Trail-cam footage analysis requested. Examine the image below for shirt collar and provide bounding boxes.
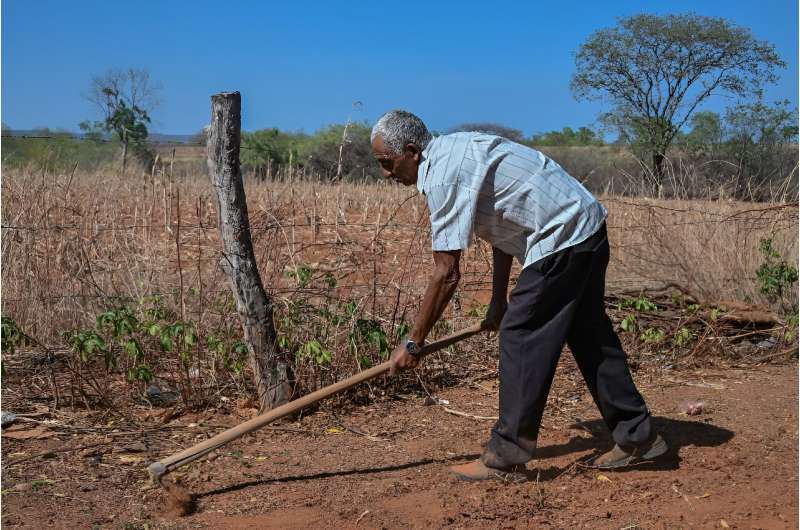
[416,137,436,194]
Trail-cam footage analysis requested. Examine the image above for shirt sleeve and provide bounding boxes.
[426,183,477,251]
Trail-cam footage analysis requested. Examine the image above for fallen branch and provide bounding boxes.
[440,406,498,421]
[4,442,109,467]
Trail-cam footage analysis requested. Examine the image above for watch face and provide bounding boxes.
[406,340,418,354]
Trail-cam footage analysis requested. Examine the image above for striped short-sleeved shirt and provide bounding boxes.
[417,132,608,269]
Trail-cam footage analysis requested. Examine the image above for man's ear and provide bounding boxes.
[405,143,421,162]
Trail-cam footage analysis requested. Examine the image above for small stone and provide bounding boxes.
[117,441,147,453]
[680,400,706,416]
[1,411,17,428]
[755,336,778,349]
[13,483,29,492]
[80,484,97,492]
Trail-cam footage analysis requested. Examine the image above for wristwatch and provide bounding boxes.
[405,337,424,357]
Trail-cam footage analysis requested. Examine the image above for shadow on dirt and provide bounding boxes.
[537,416,735,472]
[201,453,482,498]
[198,416,733,499]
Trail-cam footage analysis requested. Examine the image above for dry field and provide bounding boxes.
[2,166,796,338]
[1,165,798,528]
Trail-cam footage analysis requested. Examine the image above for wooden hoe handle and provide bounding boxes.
[148,321,487,482]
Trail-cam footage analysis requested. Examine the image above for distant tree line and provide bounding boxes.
[3,13,795,200]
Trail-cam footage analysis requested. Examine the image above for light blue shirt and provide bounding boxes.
[417,132,607,269]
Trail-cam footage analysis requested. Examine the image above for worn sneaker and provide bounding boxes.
[449,459,528,483]
[591,433,668,469]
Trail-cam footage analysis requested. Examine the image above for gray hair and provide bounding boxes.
[371,110,432,155]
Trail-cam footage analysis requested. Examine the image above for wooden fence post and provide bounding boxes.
[206,91,291,411]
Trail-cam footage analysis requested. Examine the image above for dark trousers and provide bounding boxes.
[483,224,652,468]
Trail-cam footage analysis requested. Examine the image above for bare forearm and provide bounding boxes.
[491,247,513,302]
[408,250,461,344]
[410,271,459,343]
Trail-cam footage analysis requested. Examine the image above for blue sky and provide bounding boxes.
[2,0,797,136]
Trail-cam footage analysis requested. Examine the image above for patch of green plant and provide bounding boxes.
[358,355,373,369]
[784,311,799,341]
[639,327,665,344]
[2,317,32,377]
[30,478,52,491]
[709,307,724,321]
[206,334,248,375]
[286,264,314,288]
[619,314,637,332]
[352,319,390,359]
[672,327,694,348]
[618,295,658,312]
[297,340,332,365]
[1,317,33,355]
[395,320,411,341]
[467,303,489,318]
[65,329,111,365]
[340,300,359,318]
[322,272,337,289]
[62,295,235,394]
[756,237,798,310]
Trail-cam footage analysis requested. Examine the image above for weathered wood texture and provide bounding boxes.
[206,91,291,411]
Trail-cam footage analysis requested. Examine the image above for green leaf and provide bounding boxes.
[125,339,143,360]
[184,332,197,347]
[358,355,373,369]
[159,333,173,352]
[620,314,637,332]
[673,327,694,348]
[639,327,665,344]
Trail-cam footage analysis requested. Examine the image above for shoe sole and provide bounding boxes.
[592,436,669,470]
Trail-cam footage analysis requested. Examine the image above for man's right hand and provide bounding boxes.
[389,342,419,376]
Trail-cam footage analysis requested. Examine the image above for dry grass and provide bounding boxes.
[1,165,797,407]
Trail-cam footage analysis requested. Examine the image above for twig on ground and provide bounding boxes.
[355,509,370,525]
[440,406,498,421]
[4,442,110,467]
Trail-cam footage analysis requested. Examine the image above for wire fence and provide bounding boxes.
[1,161,797,412]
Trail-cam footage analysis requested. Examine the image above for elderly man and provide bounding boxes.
[371,110,666,481]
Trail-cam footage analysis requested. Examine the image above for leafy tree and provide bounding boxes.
[82,68,161,166]
[531,126,604,146]
[299,122,373,181]
[241,123,374,181]
[687,111,724,145]
[724,98,798,198]
[571,13,785,188]
[449,122,525,143]
[242,128,305,172]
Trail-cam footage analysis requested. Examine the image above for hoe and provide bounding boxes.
[147,322,487,514]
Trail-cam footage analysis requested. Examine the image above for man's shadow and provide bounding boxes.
[535,416,734,472]
[196,416,733,501]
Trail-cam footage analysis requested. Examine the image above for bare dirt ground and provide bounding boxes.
[2,355,797,529]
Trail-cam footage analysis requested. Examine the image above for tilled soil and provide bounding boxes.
[2,359,797,529]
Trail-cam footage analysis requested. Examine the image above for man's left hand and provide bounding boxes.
[483,299,508,331]
[389,342,419,376]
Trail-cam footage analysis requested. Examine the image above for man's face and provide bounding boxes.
[372,135,420,186]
